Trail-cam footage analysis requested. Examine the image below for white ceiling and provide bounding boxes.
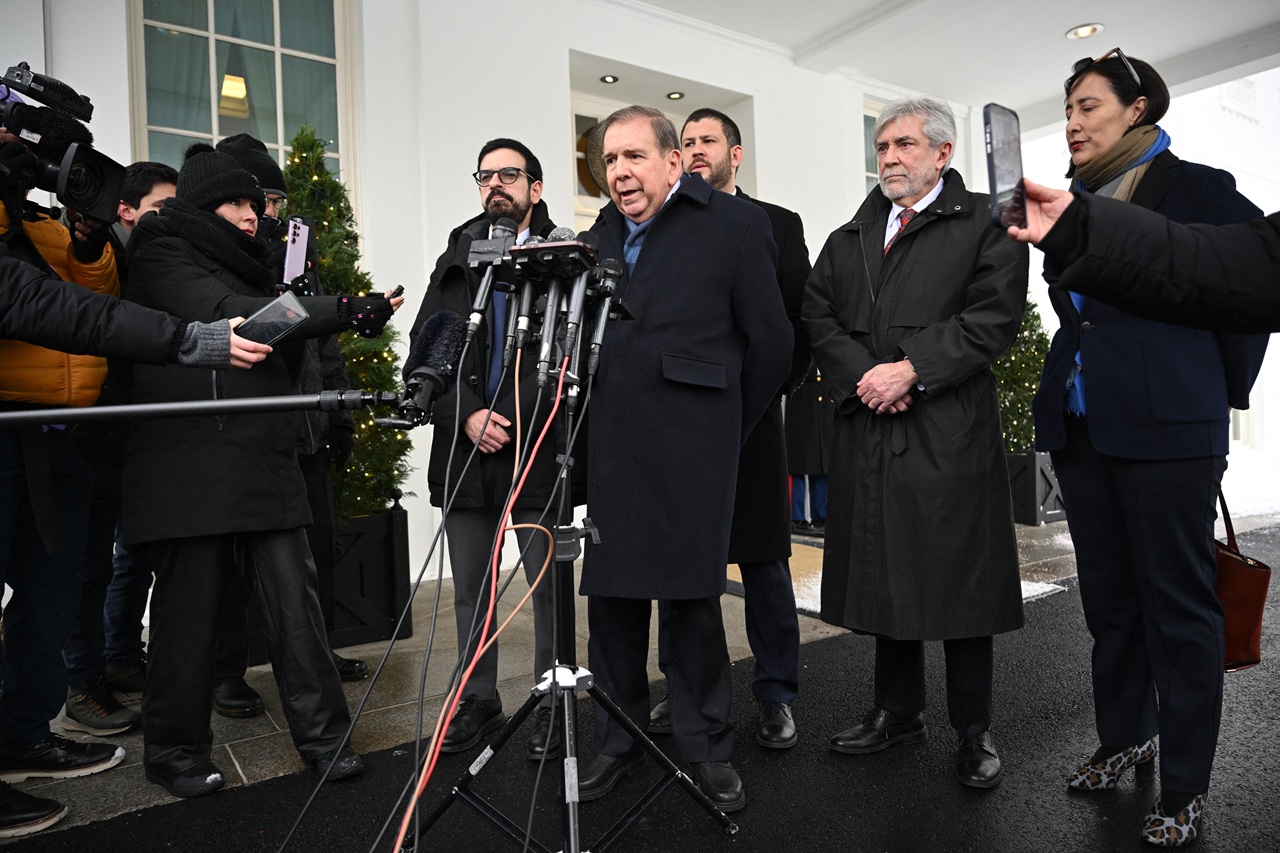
[580,0,1280,133]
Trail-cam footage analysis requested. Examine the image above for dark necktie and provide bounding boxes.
[884,208,916,255]
[486,291,507,401]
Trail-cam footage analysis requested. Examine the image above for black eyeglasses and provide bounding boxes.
[1089,47,1144,96]
[472,167,531,186]
[265,194,287,212]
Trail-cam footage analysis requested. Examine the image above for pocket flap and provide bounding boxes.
[661,353,728,389]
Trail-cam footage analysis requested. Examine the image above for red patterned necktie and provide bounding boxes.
[884,208,916,255]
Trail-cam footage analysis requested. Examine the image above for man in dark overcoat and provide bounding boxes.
[578,106,792,813]
[803,97,1028,789]
[643,107,808,750]
[407,139,564,761]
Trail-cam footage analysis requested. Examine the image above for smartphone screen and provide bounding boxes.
[984,103,1026,229]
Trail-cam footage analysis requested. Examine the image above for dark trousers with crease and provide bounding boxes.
[589,595,734,763]
[1052,417,1226,793]
[143,528,350,775]
[656,559,800,705]
[874,635,993,737]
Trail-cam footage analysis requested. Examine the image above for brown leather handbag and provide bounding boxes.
[1215,492,1271,672]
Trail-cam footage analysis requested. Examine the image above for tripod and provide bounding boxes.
[413,382,737,853]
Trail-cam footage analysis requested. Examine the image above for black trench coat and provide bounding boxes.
[582,175,793,600]
[803,172,1028,640]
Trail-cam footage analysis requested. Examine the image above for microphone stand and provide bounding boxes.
[412,262,734,853]
[0,389,403,426]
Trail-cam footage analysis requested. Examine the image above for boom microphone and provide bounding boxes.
[391,310,467,426]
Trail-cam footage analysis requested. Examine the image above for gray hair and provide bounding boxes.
[597,104,681,156]
[873,97,957,173]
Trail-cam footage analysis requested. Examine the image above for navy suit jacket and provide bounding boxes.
[1034,151,1268,459]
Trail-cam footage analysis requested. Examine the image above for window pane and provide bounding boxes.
[281,0,336,58]
[143,0,207,29]
[867,175,880,196]
[863,114,876,175]
[145,26,211,134]
[282,55,339,154]
[149,130,209,169]
[216,41,278,144]
[215,0,274,46]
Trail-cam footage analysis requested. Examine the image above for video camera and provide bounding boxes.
[0,61,125,222]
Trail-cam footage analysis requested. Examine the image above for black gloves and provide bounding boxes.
[338,294,394,338]
[68,212,111,264]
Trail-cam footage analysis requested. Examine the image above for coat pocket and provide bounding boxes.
[661,353,728,389]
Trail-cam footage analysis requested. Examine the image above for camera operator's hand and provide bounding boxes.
[0,139,35,179]
[67,210,111,263]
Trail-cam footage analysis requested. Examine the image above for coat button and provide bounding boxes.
[1081,322,1094,331]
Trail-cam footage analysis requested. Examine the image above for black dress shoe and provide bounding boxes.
[829,706,927,754]
[527,706,563,761]
[0,781,66,837]
[648,696,672,735]
[144,760,226,798]
[213,679,265,719]
[809,518,826,536]
[439,694,505,753]
[312,745,364,782]
[690,761,746,813]
[955,730,1003,788]
[756,702,797,749]
[332,653,370,682]
[791,520,813,535]
[578,750,644,801]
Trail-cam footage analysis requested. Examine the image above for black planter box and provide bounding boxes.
[1007,451,1066,526]
[246,508,412,664]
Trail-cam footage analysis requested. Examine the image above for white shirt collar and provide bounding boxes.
[884,175,945,248]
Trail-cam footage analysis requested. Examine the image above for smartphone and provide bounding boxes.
[983,103,1027,229]
[234,290,309,345]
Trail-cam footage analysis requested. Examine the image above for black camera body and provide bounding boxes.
[0,62,125,223]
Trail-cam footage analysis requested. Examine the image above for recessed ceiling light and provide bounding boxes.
[1066,23,1104,40]
[666,91,684,100]
[600,75,619,84]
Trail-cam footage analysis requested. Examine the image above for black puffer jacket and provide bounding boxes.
[119,203,354,545]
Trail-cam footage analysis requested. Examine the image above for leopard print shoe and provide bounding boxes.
[1067,737,1158,790]
[1141,794,1205,847]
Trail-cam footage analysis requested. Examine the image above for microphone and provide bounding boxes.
[465,217,517,344]
[511,235,545,360]
[587,258,624,379]
[387,310,467,427]
[533,227,578,387]
[563,230,600,361]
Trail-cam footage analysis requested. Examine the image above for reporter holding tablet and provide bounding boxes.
[121,150,401,798]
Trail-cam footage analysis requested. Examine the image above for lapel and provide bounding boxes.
[1128,149,1178,213]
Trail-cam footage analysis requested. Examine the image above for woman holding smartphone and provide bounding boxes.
[1033,50,1267,846]
[121,150,401,797]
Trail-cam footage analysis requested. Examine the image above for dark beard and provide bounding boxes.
[485,190,530,227]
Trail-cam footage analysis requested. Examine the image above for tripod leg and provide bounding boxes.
[585,684,737,832]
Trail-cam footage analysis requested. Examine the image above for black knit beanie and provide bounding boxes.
[176,150,266,213]
[216,133,286,196]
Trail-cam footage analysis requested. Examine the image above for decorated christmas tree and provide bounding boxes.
[282,125,413,519]
[993,301,1051,453]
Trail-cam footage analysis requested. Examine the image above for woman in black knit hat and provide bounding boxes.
[120,150,402,797]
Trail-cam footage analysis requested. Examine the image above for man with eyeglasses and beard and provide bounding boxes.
[408,138,563,761]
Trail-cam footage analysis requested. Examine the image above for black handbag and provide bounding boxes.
[1215,492,1271,672]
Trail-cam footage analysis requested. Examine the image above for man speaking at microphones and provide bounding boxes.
[407,138,563,761]
[578,106,792,813]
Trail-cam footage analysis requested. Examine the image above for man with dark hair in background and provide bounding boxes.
[62,160,178,739]
[643,107,808,751]
[408,138,564,760]
[578,105,791,813]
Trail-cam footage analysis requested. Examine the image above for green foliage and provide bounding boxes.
[283,125,413,519]
[993,301,1050,454]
